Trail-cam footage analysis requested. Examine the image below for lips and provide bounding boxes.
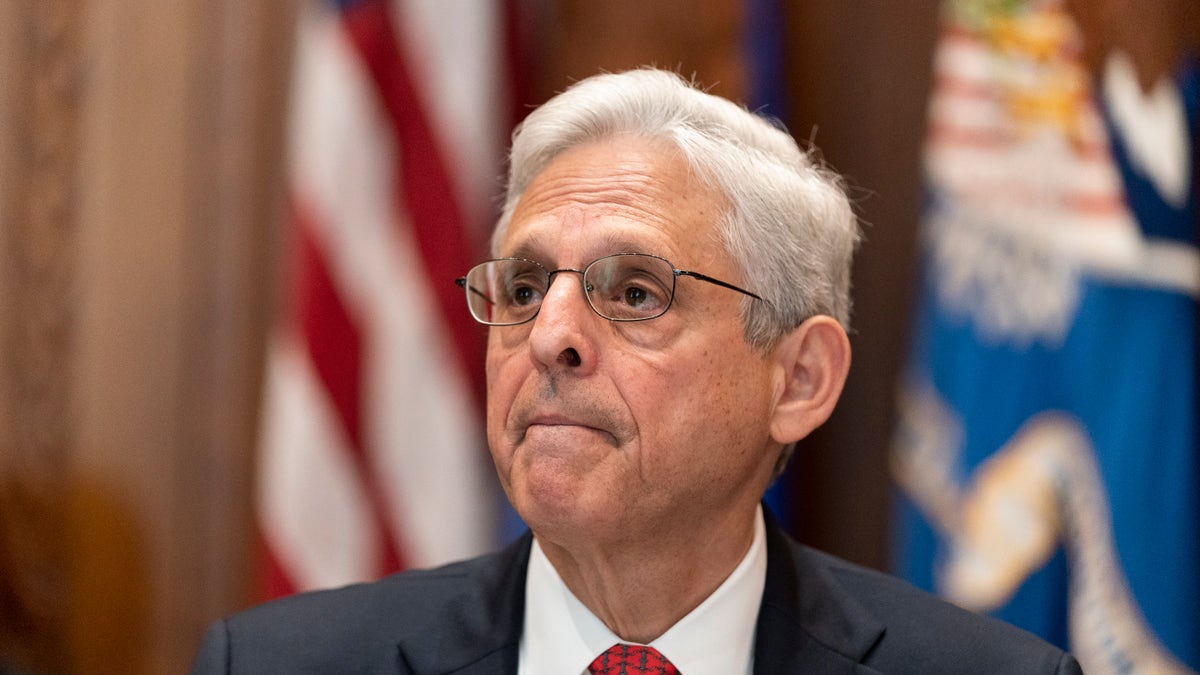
[528,413,599,429]
[511,404,622,446]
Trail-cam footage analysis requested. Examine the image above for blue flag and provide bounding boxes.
[892,3,1198,673]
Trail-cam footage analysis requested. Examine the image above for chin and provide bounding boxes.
[514,471,580,522]
[514,475,619,541]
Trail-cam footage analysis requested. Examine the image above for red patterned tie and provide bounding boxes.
[587,643,681,675]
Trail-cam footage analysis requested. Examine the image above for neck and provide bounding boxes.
[535,502,760,644]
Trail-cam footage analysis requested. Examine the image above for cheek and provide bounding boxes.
[637,344,772,450]
[621,349,712,437]
[485,325,534,398]
[484,343,521,453]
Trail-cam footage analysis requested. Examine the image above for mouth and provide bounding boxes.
[517,411,620,447]
[529,413,597,428]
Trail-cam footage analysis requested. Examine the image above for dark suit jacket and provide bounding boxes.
[192,513,1082,674]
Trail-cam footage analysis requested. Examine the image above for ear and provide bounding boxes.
[768,315,851,445]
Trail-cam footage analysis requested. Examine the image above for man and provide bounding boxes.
[192,69,1082,674]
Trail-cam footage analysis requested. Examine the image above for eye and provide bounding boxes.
[590,258,676,319]
[622,285,652,308]
[506,274,545,307]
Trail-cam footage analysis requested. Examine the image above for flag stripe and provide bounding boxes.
[292,206,364,452]
[292,202,407,574]
[341,0,485,403]
[258,330,380,590]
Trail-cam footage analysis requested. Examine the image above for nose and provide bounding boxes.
[527,270,597,373]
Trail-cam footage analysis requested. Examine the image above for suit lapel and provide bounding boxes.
[392,533,531,675]
[387,515,888,673]
[754,509,886,674]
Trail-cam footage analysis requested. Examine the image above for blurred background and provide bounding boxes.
[0,0,1195,673]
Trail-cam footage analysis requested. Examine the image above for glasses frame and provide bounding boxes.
[454,252,763,326]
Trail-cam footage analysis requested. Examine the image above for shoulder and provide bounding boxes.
[799,544,1081,674]
[229,541,526,632]
[191,536,531,674]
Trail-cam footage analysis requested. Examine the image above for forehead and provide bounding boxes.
[499,137,729,266]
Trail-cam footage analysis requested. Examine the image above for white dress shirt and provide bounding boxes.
[517,506,768,675]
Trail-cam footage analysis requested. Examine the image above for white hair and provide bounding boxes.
[494,68,860,351]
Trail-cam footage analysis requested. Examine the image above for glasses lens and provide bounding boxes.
[585,254,676,321]
[464,259,547,325]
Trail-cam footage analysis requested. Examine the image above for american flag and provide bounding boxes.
[255,0,513,597]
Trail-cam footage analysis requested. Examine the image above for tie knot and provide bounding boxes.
[587,643,680,675]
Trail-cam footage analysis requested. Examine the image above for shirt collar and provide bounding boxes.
[518,506,768,675]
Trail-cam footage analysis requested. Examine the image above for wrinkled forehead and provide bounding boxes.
[494,137,733,270]
[495,134,731,236]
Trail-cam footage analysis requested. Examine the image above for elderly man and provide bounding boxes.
[192,69,1081,674]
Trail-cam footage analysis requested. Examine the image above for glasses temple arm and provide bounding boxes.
[455,277,496,306]
[675,270,763,301]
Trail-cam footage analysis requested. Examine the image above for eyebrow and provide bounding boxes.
[500,241,545,262]
[502,233,673,266]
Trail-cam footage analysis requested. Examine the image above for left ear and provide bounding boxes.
[767,315,851,445]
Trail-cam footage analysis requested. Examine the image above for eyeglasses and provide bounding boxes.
[455,253,762,326]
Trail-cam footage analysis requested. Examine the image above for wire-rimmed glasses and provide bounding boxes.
[454,253,762,326]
